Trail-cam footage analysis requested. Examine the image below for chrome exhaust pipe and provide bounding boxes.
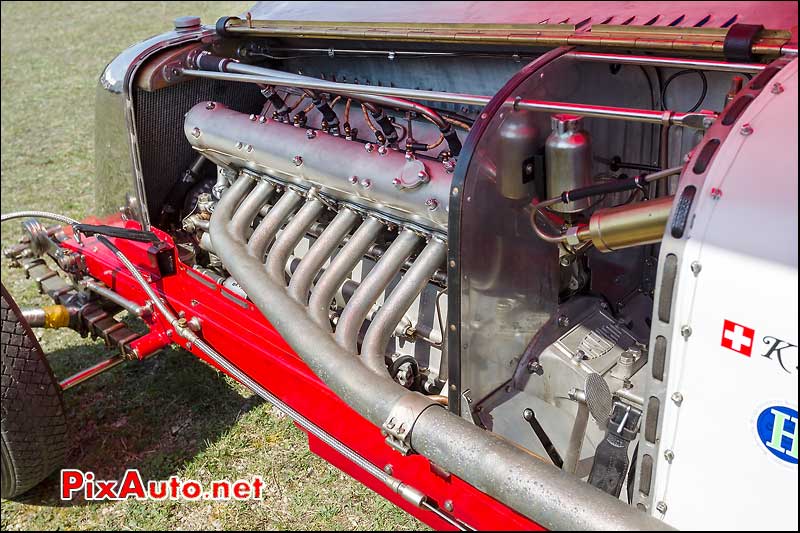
[360,237,446,376]
[288,207,359,304]
[308,216,384,330]
[265,194,325,284]
[247,187,302,261]
[209,176,672,531]
[334,228,420,353]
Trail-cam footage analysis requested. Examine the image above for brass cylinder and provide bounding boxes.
[577,196,674,252]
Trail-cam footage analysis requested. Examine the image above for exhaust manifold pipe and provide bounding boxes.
[208,174,671,531]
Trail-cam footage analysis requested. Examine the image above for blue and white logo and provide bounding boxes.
[756,405,798,465]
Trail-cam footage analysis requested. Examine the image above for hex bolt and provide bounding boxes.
[258,115,268,124]
[348,175,359,185]
[557,315,570,328]
[306,129,316,139]
[235,141,243,150]
[377,145,388,155]
[739,123,754,136]
[656,501,668,514]
[417,170,429,183]
[292,155,303,166]
[249,114,257,121]
[383,464,393,475]
[664,449,675,463]
[710,187,723,200]
[405,152,415,161]
[245,144,254,153]
[443,500,454,512]
[680,325,692,339]
[425,198,439,211]
[205,102,216,110]
[527,360,542,374]
[671,392,684,405]
[364,143,374,153]
[690,261,702,275]
[771,82,784,94]
[361,178,372,189]
[191,127,201,138]
[392,177,403,188]
[443,159,456,173]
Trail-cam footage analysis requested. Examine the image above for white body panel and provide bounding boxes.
[654,60,798,530]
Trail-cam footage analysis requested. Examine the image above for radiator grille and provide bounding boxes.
[134,79,263,217]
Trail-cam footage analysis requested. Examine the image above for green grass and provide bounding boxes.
[1,2,422,530]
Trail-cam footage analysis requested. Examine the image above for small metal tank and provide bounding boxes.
[496,110,539,203]
[545,114,592,213]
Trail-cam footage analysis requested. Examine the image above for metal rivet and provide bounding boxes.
[449,384,457,392]
[664,450,675,463]
[361,178,372,189]
[205,102,216,110]
[293,155,303,166]
[739,123,754,136]
[425,198,439,211]
[671,392,684,405]
[259,115,268,124]
[191,127,201,138]
[377,145,388,155]
[306,129,316,139]
[680,325,692,338]
[246,144,254,153]
[235,141,243,150]
[656,501,668,514]
[452,187,459,195]
[690,261,702,275]
[384,464,393,475]
[364,143,374,153]
[557,315,570,328]
[249,114,257,121]
[771,82,784,94]
[449,324,456,332]
[449,260,456,268]
[444,500,454,512]
[348,175,359,185]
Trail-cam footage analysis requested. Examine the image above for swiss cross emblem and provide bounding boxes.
[721,319,755,356]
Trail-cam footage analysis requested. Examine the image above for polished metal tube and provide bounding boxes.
[567,51,766,73]
[223,63,448,130]
[82,280,150,317]
[207,180,672,530]
[360,237,446,376]
[183,68,712,128]
[246,187,302,261]
[230,180,275,237]
[308,216,384,330]
[265,197,325,284]
[60,355,126,390]
[288,207,359,304]
[335,229,421,353]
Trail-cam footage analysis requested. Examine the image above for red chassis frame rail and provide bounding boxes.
[57,217,541,531]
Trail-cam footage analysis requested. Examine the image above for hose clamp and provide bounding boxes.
[381,393,441,455]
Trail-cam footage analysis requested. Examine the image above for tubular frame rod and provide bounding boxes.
[82,279,150,317]
[567,51,766,73]
[182,68,712,127]
[60,355,126,390]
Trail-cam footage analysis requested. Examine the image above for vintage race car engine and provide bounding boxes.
[2,2,797,530]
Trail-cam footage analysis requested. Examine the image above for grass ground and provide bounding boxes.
[1,2,422,530]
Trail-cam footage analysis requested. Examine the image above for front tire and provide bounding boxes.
[1,284,68,499]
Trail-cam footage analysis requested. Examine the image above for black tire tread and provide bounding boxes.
[1,284,68,499]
